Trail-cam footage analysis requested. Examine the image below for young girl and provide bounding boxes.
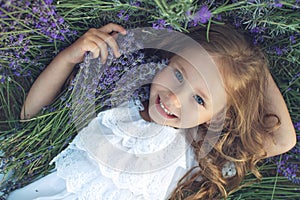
[9,23,296,199]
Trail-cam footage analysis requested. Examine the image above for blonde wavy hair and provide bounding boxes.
[169,25,280,199]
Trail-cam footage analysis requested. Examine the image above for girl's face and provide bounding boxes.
[148,54,225,129]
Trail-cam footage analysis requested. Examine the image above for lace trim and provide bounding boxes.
[79,101,190,173]
[52,135,190,199]
[51,101,194,199]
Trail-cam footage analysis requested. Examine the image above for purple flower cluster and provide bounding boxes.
[248,26,266,44]
[153,19,167,30]
[152,4,213,30]
[267,122,300,184]
[0,0,76,82]
[96,51,146,94]
[268,0,283,8]
[111,61,167,107]
[130,0,141,7]
[275,148,300,184]
[290,35,296,44]
[295,122,300,131]
[24,154,43,166]
[117,10,129,21]
[68,31,167,124]
[188,5,212,26]
[29,0,75,41]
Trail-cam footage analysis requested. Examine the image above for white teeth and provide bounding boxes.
[159,100,174,116]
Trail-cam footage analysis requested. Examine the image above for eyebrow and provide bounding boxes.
[176,62,211,102]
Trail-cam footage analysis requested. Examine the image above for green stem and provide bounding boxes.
[271,155,281,199]
[212,1,267,15]
[154,0,168,16]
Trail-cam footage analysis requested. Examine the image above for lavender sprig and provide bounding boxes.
[67,30,167,130]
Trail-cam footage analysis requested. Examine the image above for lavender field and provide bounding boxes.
[0,0,299,199]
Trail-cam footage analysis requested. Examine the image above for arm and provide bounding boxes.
[20,51,75,119]
[20,23,126,120]
[263,72,297,158]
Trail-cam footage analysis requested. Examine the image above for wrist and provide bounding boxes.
[57,49,77,68]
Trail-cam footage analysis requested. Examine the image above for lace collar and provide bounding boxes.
[78,99,192,173]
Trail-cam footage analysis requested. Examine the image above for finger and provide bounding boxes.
[94,31,121,58]
[97,39,108,62]
[98,23,127,35]
[111,32,118,40]
[81,36,101,58]
[89,43,100,59]
[84,35,109,62]
[100,44,108,63]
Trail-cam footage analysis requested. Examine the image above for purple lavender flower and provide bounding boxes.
[152,19,166,30]
[39,17,48,23]
[276,156,300,184]
[32,7,39,13]
[123,14,129,21]
[290,35,296,44]
[130,1,141,7]
[47,146,54,151]
[0,75,5,83]
[250,26,266,34]
[275,46,283,55]
[58,17,64,24]
[233,18,242,28]
[192,5,212,25]
[248,26,267,45]
[215,14,222,21]
[2,0,12,8]
[117,10,125,18]
[45,0,53,5]
[186,9,192,19]
[24,159,31,166]
[294,122,300,131]
[47,8,55,15]
[117,10,129,21]
[273,0,283,8]
[13,71,21,76]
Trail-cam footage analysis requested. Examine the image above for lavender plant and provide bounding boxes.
[0,0,299,199]
[0,0,77,124]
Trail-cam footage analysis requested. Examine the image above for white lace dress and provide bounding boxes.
[8,100,198,200]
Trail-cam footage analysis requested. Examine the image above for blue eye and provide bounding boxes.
[194,95,204,105]
[175,70,183,82]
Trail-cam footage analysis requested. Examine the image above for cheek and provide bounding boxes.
[181,106,200,123]
[181,106,211,127]
[152,70,168,85]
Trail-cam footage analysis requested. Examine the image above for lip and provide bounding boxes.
[155,95,177,119]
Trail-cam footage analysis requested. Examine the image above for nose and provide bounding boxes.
[166,92,181,108]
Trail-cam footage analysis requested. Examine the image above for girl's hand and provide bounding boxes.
[62,23,127,64]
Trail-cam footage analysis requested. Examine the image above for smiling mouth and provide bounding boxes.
[156,95,177,119]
